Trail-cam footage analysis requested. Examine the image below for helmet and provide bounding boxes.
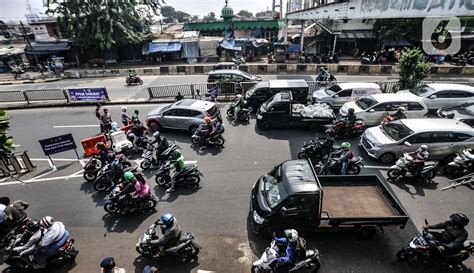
[450,213,469,227]
[96,142,105,150]
[100,257,116,270]
[104,108,108,113]
[348,108,355,114]
[325,129,334,137]
[204,116,212,123]
[284,229,299,243]
[111,122,118,130]
[420,145,428,151]
[161,213,174,227]
[152,131,160,139]
[40,216,54,229]
[341,142,351,150]
[123,171,134,182]
[27,219,40,231]
[397,106,406,112]
[121,106,127,112]
[128,69,132,72]
[174,149,182,158]
[236,94,243,99]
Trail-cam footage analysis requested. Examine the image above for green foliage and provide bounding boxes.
[47,0,164,51]
[373,19,423,42]
[0,109,16,159]
[237,10,253,18]
[160,6,190,23]
[396,48,431,90]
[202,12,217,23]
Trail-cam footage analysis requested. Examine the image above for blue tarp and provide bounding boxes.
[220,38,269,51]
[288,44,300,53]
[148,42,182,53]
[25,42,70,55]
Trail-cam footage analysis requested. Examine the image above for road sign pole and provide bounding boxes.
[73,149,81,160]
[48,155,57,171]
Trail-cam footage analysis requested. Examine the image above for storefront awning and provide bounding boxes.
[25,41,70,55]
[0,45,25,58]
[219,38,270,51]
[337,31,374,40]
[148,42,182,53]
[381,39,412,47]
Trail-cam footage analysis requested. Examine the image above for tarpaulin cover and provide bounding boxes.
[219,39,242,51]
[288,44,300,53]
[181,41,200,59]
[199,38,220,57]
[148,42,182,53]
[26,42,70,55]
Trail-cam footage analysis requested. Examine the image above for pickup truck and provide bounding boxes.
[245,80,309,112]
[250,159,409,238]
[256,91,335,131]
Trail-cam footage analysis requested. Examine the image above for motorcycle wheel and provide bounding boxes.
[216,136,225,147]
[396,247,416,261]
[146,199,157,210]
[309,259,321,272]
[140,159,152,170]
[104,203,118,214]
[182,246,200,261]
[93,179,108,192]
[155,175,169,186]
[188,175,201,186]
[126,78,132,86]
[349,165,361,175]
[444,165,461,175]
[226,108,234,118]
[387,169,401,179]
[315,166,328,175]
[242,112,250,122]
[424,169,437,180]
[250,265,261,273]
[136,246,145,255]
[191,136,200,145]
[297,152,309,159]
[138,78,143,85]
[83,171,97,182]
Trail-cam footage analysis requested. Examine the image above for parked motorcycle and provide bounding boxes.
[83,156,102,182]
[103,186,157,214]
[136,222,200,261]
[154,162,202,190]
[315,151,363,175]
[140,143,180,170]
[227,106,251,123]
[126,76,143,85]
[267,52,274,64]
[444,148,474,176]
[397,220,474,267]
[252,239,321,273]
[191,127,225,148]
[332,118,365,138]
[232,53,246,66]
[297,137,338,163]
[387,153,438,185]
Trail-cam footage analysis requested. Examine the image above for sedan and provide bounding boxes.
[437,103,474,127]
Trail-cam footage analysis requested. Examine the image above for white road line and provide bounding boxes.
[197,270,216,273]
[0,174,83,186]
[29,169,56,181]
[364,165,390,170]
[53,125,99,128]
[30,158,81,162]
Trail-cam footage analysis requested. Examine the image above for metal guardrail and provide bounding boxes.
[24,89,68,103]
[0,91,27,103]
[148,83,236,100]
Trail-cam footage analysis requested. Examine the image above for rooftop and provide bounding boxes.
[426,83,474,92]
[281,160,320,196]
[401,118,474,132]
[370,93,424,103]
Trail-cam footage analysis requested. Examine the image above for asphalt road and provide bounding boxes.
[0,104,473,273]
[1,74,473,102]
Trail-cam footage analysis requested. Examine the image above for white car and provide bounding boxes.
[312,82,382,108]
[397,83,474,110]
[339,93,428,126]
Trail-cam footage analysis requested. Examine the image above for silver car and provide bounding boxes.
[311,82,381,108]
[146,99,221,133]
[360,118,474,164]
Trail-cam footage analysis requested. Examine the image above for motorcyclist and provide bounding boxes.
[35,216,69,268]
[130,120,146,152]
[321,129,335,154]
[408,145,429,175]
[125,171,150,211]
[149,131,169,154]
[391,106,407,120]
[12,219,43,265]
[424,213,469,256]
[116,171,140,214]
[208,118,224,142]
[128,69,137,78]
[166,149,186,193]
[232,94,244,122]
[317,67,330,81]
[131,110,141,125]
[96,142,115,166]
[338,142,354,175]
[274,229,306,267]
[121,106,131,126]
[150,213,182,256]
[198,117,213,149]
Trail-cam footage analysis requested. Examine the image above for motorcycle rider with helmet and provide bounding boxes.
[129,172,151,210]
[12,219,43,265]
[116,171,140,214]
[130,120,146,152]
[392,106,407,121]
[232,94,244,122]
[96,142,115,166]
[408,145,429,175]
[343,108,357,134]
[338,142,354,175]
[149,131,170,156]
[120,106,131,126]
[150,213,182,257]
[128,69,137,79]
[274,229,307,267]
[166,149,186,193]
[423,213,469,256]
[35,216,69,268]
[198,117,213,149]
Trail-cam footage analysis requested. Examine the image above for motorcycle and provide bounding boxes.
[397,220,474,267]
[380,112,394,125]
[136,222,200,261]
[232,53,246,66]
[126,132,149,151]
[387,153,438,185]
[297,137,338,163]
[103,186,157,215]
[332,118,365,138]
[126,75,143,85]
[140,143,180,170]
[93,160,134,192]
[205,87,219,102]
[227,105,251,123]
[316,73,337,83]
[315,151,363,175]
[191,126,225,148]
[83,156,101,182]
[444,148,474,176]
[154,161,202,190]
[251,239,321,273]
[267,52,274,64]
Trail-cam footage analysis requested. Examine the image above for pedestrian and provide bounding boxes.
[193,89,201,100]
[131,110,141,124]
[95,103,105,133]
[175,92,184,102]
[120,106,131,126]
[100,257,126,273]
[101,108,113,133]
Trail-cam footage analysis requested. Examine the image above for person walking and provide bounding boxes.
[95,103,105,133]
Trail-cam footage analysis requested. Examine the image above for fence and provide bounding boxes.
[0,87,110,105]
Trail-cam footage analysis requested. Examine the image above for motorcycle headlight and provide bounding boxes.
[257,114,263,120]
[253,211,266,224]
[454,156,463,163]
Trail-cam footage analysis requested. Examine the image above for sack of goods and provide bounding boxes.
[295,103,334,118]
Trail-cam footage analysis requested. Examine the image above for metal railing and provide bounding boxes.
[148,83,236,100]
[0,88,110,105]
[0,91,27,103]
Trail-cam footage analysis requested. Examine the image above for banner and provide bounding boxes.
[67,87,108,101]
[39,134,77,156]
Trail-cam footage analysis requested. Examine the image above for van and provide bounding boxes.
[207,69,261,83]
[245,80,309,111]
[312,82,382,108]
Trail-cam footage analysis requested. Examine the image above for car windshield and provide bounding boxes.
[263,95,279,110]
[355,97,378,110]
[409,85,435,97]
[381,122,414,141]
[158,105,171,114]
[263,168,287,209]
[325,85,342,96]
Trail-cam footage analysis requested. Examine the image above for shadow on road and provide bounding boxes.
[132,254,200,273]
[386,176,439,197]
[102,210,157,233]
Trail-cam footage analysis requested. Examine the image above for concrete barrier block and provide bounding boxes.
[185,66,194,75]
[380,65,393,74]
[203,66,213,73]
[307,64,317,74]
[267,64,277,74]
[359,65,370,74]
[460,66,474,75]
[296,64,307,74]
[287,64,297,73]
[248,65,258,74]
[436,67,451,74]
[276,65,287,74]
[168,66,177,75]
[327,65,337,74]
[369,65,381,75]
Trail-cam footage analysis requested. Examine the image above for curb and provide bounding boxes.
[0,78,60,86]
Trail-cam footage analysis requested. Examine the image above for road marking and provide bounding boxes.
[53,125,99,128]
[364,165,390,170]
[0,174,83,186]
[197,271,216,273]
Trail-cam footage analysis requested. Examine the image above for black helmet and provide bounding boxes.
[348,108,355,114]
[450,213,469,227]
[96,142,105,150]
[26,219,40,231]
[325,129,334,136]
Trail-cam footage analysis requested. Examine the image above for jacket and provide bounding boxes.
[150,219,182,248]
[131,180,150,199]
[428,221,469,250]
[41,222,66,247]
[274,237,306,264]
[13,229,43,256]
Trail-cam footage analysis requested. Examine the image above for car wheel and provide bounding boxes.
[259,121,270,130]
[379,153,396,164]
[148,120,162,131]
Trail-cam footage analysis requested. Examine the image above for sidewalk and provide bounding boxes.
[0,71,60,85]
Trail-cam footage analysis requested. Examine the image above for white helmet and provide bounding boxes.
[397,106,405,112]
[420,145,428,151]
[121,106,127,112]
[284,229,299,243]
[40,216,54,229]
[152,131,160,139]
[236,94,243,99]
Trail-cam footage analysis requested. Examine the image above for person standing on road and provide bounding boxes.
[95,103,105,133]
[101,109,113,134]
[175,92,184,102]
[100,257,126,273]
[120,106,131,126]
[193,89,202,100]
[132,110,141,125]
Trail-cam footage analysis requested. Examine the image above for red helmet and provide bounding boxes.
[204,117,212,123]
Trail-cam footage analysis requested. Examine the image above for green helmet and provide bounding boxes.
[174,149,182,158]
[123,171,134,182]
[341,142,351,150]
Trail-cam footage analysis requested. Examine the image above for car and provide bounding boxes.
[207,69,261,83]
[146,99,221,133]
[339,93,428,126]
[436,102,474,127]
[311,82,382,108]
[360,118,474,164]
[397,83,474,110]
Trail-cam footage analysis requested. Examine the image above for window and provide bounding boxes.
[373,103,393,112]
[450,91,472,98]
[179,109,201,117]
[434,91,450,98]
[163,109,178,116]
[431,132,454,143]
[453,133,473,142]
[338,89,352,97]
[408,102,424,111]
[355,97,378,110]
[208,74,221,81]
[233,75,244,81]
[283,196,313,211]
[407,132,432,144]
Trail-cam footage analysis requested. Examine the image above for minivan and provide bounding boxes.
[312,82,382,108]
[245,80,309,111]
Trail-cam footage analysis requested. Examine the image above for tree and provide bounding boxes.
[175,11,191,22]
[396,48,431,90]
[237,10,253,18]
[255,11,269,18]
[202,12,217,23]
[46,0,163,52]
[191,15,199,22]
[160,6,176,23]
[0,109,16,159]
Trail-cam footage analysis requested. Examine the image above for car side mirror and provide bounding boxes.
[270,108,275,112]
[333,94,339,98]
[429,95,437,99]
[404,141,412,147]
[369,109,375,112]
